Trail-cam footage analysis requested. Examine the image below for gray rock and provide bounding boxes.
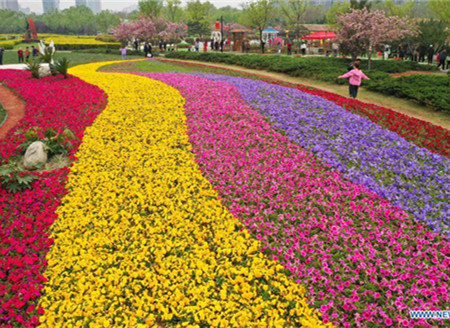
[23,141,47,169]
[38,64,51,78]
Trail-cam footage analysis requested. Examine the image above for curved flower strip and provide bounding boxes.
[195,74,450,237]
[136,72,449,328]
[38,63,329,328]
[162,59,450,157]
[0,71,107,327]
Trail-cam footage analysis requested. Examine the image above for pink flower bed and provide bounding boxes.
[138,72,450,328]
[0,70,107,327]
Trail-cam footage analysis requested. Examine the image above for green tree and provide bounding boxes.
[350,0,371,11]
[164,0,184,22]
[139,0,164,18]
[280,0,308,39]
[428,0,450,25]
[416,19,449,52]
[244,0,275,53]
[96,10,120,34]
[326,0,350,25]
[0,10,26,33]
[186,0,215,37]
[384,0,414,18]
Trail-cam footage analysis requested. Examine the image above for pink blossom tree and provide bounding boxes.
[114,16,185,43]
[336,8,418,68]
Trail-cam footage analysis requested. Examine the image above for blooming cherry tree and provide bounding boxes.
[336,8,418,68]
[114,16,185,43]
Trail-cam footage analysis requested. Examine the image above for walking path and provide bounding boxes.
[160,58,450,130]
[0,84,25,139]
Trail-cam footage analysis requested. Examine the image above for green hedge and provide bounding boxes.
[0,40,21,49]
[165,52,447,112]
[366,74,450,113]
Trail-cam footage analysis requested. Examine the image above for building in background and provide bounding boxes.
[0,0,20,11]
[75,0,87,6]
[87,0,101,14]
[42,0,59,12]
[75,0,100,14]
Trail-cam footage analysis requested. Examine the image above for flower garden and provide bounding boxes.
[0,59,449,328]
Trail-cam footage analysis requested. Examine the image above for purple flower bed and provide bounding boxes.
[196,73,450,237]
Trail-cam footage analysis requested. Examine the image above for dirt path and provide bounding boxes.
[0,84,25,139]
[161,59,450,130]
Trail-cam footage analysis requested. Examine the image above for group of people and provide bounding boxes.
[189,39,226,52]
[17,46,39,63]
[395,44,449,69]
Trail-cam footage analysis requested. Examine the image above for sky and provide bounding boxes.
[19,0,247,14]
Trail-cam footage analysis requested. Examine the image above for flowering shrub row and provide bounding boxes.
[0,70,107,327]
[138,72,449,327]
[197,74,450,237]
[38,63,329,327]
[162,59,449,157]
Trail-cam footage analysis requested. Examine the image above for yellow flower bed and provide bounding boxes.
[43,35,118,45]
[38,61,330,328]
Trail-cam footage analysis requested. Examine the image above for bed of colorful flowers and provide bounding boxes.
[0,70,107,327]
[1,60,449,328]
[131,71,449,328]
[194,74,449,238]
[161,59,449,157]
[37,62,328,328]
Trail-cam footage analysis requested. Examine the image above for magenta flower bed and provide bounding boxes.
[0,70,107,327]
[138,72,450,328]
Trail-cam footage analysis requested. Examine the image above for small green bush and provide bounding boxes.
[365,74,450,113]
[55,57,70,78]
[25,61,41,79]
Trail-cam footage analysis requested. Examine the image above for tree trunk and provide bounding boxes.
[368,43,372,70]
[260,28,264,54]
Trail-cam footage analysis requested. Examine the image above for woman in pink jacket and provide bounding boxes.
[338,63,370,99]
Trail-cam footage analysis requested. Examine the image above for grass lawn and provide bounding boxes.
[0,102,6,127]
[1,50,143,67]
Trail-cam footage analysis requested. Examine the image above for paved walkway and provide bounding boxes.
[0,84,25,139]
[0,63,50,70]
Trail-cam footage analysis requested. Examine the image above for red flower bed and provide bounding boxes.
[0,70,107,327]
[161,59,449,157]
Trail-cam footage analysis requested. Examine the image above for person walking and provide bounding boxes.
[437,49,447,70]
[287,41,292,55]
[32,45,38,58]
[348,58,361,72]
[0,47,4,65]
[339,62,370,99]
[301,42,306,55]
[418,45,426,62]
[194,40,199,52]
[277,42,281,54]
[427,44,434,64]
[203,40,208,52]
[18,48,24,63]
[25,47,31,61]
[144,43,149,57]
[119,45,127,59]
